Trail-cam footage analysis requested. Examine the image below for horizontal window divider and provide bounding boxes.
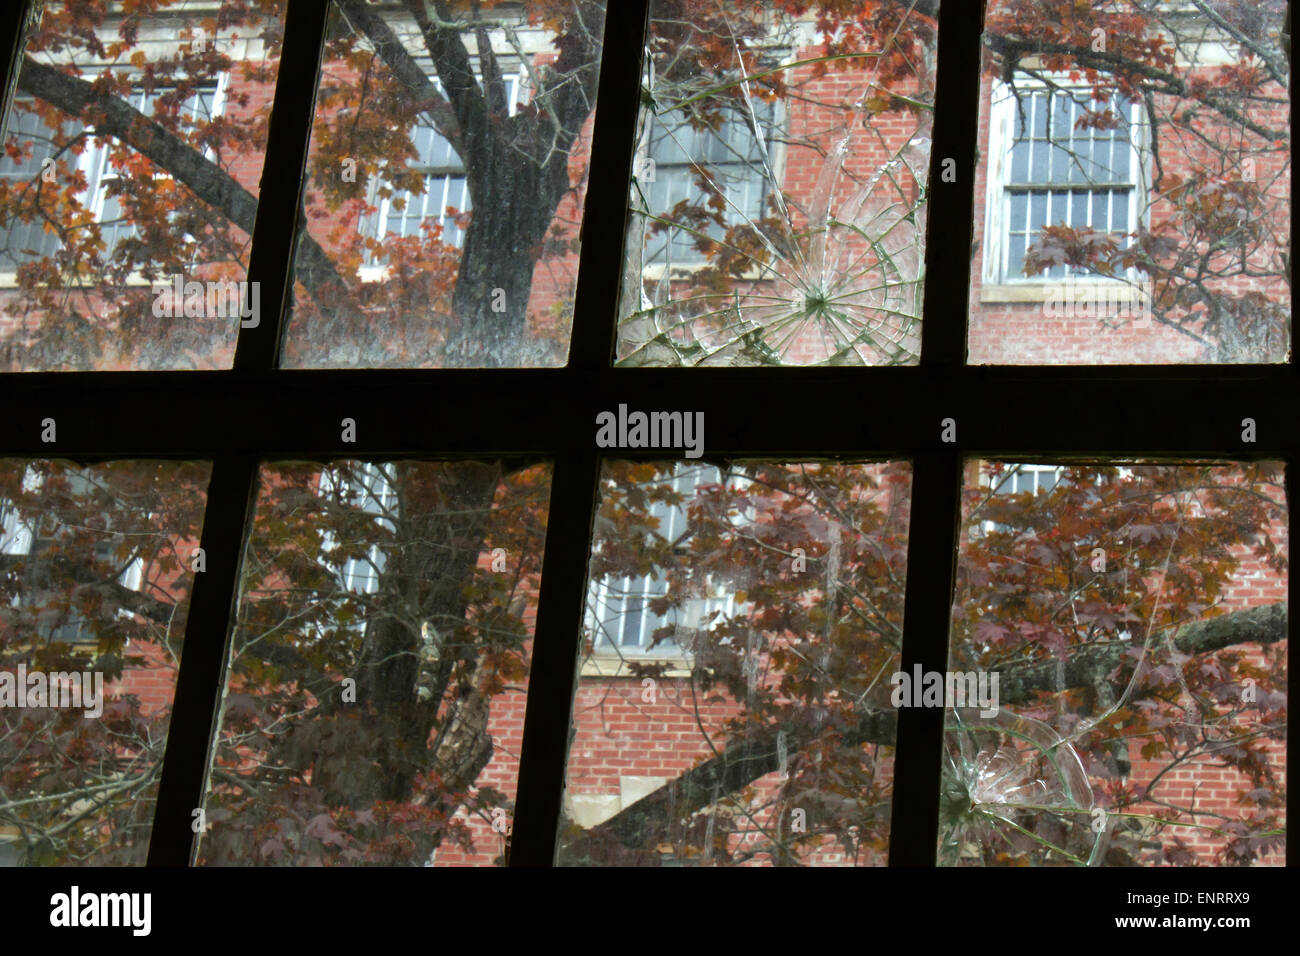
[1,369,1296,458]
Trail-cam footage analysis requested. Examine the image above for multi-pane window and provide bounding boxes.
[585,462,737,658]
[0,467,143,643]
[976,463,1063,538]
[990,84,1141,282]
[0,102,72,265]
[0,0,1289,879]
[89,84,225,254]
[990,462,1062,496]
[318,461,398,597]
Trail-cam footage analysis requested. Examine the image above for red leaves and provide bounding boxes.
[1022,224,1122,278]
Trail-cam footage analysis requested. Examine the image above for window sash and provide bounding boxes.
[985,78,1146,285]
[0,0,1289,874]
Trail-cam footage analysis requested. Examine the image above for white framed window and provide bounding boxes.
[317,461,398,598]
[977,462,1139,536]
[0,103,74,265]
[82,79,226,254]
[584,462,740,660]
[0,77,226,271]
[989,462,1063,497]
[983,78,1147,286]
[360,72,522,263]
[976,463,1065,538]
[639,100,778,269]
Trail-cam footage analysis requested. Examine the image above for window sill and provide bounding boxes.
[0,272,205,289]
[979,279,1135,304]
[580,655,694,679]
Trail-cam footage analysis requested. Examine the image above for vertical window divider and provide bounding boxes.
[509,0,650,866]
[0,1,31,135]
[886,0,984,866]
[147,0,330,866]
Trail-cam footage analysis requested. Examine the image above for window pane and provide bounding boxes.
[280,2,607,369]
[0,2,287,371]
[972,1,1289,363]
[0,459,212,865]
[617,2,938,367]
[943,460,1286,866]
[197,460,551,866]
[558,460,911,866]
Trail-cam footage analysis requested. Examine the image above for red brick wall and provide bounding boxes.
[967,69,1289,365]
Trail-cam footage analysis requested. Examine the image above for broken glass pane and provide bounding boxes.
[942,460,1287,865]
[617,1,938,367]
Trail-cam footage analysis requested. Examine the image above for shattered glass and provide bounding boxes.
[617,2,938,366]
[940,709,1099,866]
[943,460,1287,866]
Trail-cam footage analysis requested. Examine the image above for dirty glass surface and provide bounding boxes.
[971,1,1290,364]
[0,459,212,865]
[281,1,607,369]
[197,460,550,866]
[0,0,287,371]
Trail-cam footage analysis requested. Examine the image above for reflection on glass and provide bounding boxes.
[558,460,911,866]
[0,459,212,865]
[198,460,551,866]
[616,1,938,367]
[942,461,1287,866]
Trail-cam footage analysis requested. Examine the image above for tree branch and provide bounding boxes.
[334,0,465,152]
[590,601,1287,847]
[15,59,349,300]
[406,0,489,175]
[984,33,1288,143]
[0,552,173,625]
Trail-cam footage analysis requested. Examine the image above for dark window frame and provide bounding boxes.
[0,0,1292,869]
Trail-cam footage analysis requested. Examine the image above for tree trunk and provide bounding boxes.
[443,118,576,367]
[288,461,503,810]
